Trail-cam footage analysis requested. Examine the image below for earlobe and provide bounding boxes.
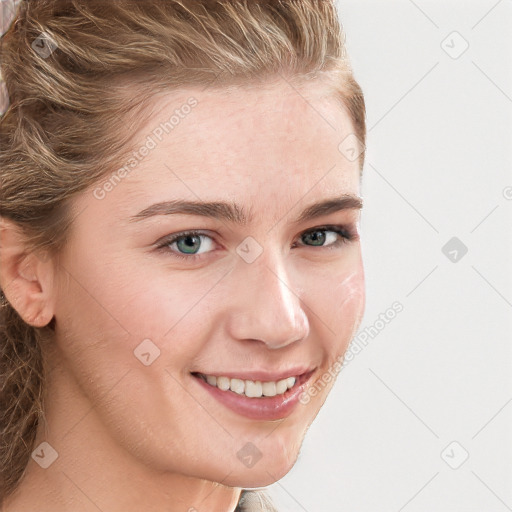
[0,217,56,328]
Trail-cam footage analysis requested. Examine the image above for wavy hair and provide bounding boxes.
[0,0,366,508]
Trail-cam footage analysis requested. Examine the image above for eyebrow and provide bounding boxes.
[128,194,363,226]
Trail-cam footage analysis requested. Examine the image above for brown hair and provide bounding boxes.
[0,0,366,506]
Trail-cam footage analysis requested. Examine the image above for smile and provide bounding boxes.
[193,372,297,398]
[190,368,317,421]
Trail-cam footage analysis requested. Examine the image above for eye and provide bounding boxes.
[155,225,357,261]
[296,225,356,250]
[155,230,215,260]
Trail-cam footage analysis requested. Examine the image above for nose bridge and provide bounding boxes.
[226,247,309,349]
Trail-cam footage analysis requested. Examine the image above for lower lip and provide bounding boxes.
[191,370,315,421]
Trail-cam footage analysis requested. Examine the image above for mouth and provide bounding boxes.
[190,370,312,398]
[190,368,316,421]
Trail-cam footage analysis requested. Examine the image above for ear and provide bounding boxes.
[0,217,56,328]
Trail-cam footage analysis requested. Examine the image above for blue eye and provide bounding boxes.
[155,225,356,261]
[158,232,214,258]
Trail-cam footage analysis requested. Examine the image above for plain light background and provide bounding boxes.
[266,1,512,510]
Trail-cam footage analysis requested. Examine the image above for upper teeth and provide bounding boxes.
[199,374,296,398]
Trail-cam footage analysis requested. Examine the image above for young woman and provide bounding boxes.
[0,1,367,510]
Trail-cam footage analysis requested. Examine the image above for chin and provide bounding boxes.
[218,450,299,488]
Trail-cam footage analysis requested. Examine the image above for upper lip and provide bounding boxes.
[192,366,316,382]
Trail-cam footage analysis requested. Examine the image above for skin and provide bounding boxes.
[0,78,365,512]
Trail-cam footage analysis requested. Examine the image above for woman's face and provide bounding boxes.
[50,79,365,488]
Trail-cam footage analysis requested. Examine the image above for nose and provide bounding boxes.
[225,251,310,350]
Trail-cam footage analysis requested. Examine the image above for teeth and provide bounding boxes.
[217,376,230,391]
[197,373,297,398]
[276,379,288,395]
[245,380,262,398]
[262,381,276,397]
[230,378,245,395]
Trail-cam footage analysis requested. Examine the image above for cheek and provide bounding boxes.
[52,259,218,469]
[315,264,366,363]
[56,242,208,343]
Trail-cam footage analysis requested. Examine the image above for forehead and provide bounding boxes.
[92,79,361,222]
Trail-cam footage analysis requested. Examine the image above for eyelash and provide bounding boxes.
[155,225,357,262]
